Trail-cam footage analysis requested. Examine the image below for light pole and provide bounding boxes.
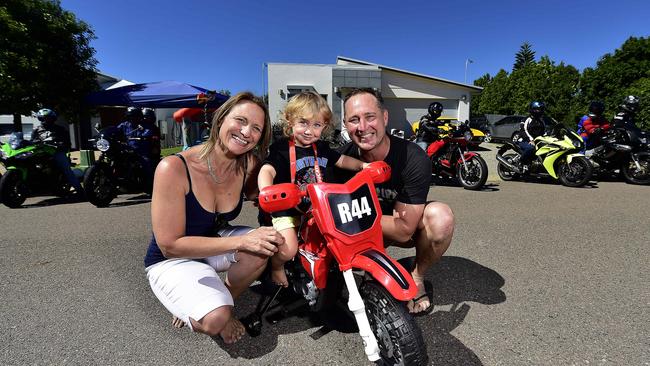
[464,59,474,84]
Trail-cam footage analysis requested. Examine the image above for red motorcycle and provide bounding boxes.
[426,120,488,190]
[252,161,428,365]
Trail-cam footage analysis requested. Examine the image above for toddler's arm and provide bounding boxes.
[335,154,370,172]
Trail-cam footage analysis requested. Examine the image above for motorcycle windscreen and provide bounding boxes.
[327,184,377,235]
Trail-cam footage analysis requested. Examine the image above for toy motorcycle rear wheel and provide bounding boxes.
[360,280,428,366]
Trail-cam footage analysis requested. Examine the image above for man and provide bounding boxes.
[30,108,84,198]
[336,88,454,314]
[518,101,547,170]
[117,107,155,172]
[613,95,639,128]
[142,108,161,161]
[415,101,445,156]
[581,101,610,150]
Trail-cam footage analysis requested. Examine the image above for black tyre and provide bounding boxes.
[456,155,488,190]
[558,156,592,187]
[622,153,650,185]
[497,153,520,181]
[0,170,27,208]
[83,164,115,207]
[360,280,428,366]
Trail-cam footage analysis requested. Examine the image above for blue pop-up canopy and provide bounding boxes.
[85,80,229,108]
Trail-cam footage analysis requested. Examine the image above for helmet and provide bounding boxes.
[36,108,57,123]
[125,107,143,119]
[588,101,605,117]
[529,101,545,117]
[427,102,443,118]
[621,95,639,113]
[142,108,156,122]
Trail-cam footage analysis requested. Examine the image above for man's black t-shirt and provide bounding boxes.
[335,135,431,214]
[264,137,342,216]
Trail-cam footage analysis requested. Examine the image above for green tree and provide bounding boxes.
[513,42,536,71]
[470,73,491,117]
[477,69,513,115]
[508,56,580,125]
[578,36,650,127]
[0,0,98,129]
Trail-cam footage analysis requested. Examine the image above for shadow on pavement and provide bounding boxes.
[433,178,501,192]
[221,256,505,364]
[20,196,85,208]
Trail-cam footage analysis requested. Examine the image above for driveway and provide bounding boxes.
[1,180,648,365]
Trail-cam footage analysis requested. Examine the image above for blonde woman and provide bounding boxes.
[145,92,285,343]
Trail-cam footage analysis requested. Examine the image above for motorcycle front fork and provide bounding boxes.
[342,270,380,362]
[458,147,469,174]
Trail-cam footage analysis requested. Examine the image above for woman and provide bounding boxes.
[144,92,285,344]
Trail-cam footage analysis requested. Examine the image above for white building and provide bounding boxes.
[267,56,483,133]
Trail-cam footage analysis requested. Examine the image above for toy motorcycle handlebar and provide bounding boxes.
[258,161,391,213]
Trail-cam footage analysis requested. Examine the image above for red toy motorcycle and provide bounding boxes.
[255,161,428,365]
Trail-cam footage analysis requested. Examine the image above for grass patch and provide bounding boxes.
[161,146,183,157]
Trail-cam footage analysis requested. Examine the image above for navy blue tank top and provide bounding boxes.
[144,154,245,267]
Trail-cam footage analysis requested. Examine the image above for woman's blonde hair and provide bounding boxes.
[199,91,271,174]
[280,91,333,137]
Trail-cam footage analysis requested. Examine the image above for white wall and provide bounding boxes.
[267,64,334,125]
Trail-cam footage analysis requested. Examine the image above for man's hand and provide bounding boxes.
[237,226,284,256]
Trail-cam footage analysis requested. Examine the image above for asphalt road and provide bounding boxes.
[1,178,649,365]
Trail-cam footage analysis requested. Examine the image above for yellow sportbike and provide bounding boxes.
[496,126,593,187]
[412,118,488,144]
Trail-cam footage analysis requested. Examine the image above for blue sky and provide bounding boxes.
[61,0,649,95]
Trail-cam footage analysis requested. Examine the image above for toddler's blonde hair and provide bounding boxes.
[280,91,333,137]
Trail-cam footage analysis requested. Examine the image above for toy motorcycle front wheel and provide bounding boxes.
[360,280,428,366]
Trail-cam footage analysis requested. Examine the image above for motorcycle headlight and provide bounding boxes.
[464,131,473,141]
[96,138,110,152]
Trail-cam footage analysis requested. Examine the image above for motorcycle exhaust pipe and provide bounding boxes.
[495,154,522,174]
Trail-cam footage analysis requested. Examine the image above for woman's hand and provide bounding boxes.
[237,226,285,256]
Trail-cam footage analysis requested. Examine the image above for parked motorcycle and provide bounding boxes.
[0,132,79,208]
[83,126,155,207]
[587,125,650,184]
[253,161,428,365]
[422,120,489,190]
[496,126,593,187]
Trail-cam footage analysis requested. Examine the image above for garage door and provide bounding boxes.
[384,98,459,131]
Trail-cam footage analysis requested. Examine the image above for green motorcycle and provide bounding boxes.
[0,133,79,208]
[495,126,593,187]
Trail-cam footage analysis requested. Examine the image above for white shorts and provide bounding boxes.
[145,225,254,331]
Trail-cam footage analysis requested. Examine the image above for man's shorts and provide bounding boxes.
[271,215,301,231]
